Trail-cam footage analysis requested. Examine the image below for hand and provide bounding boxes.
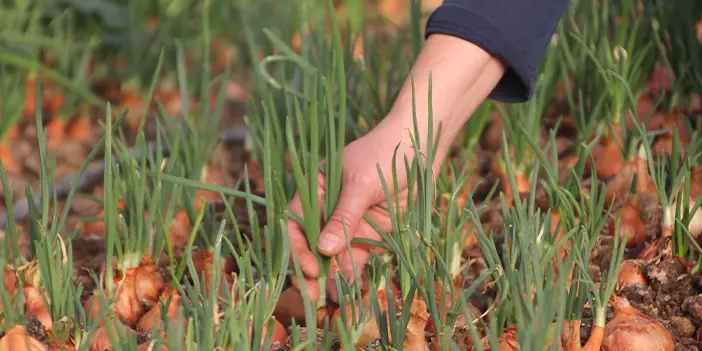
[286,33,507,304]
[287,123,413,303]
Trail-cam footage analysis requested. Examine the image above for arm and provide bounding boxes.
[366,34,506,174]
[369,0,571,171]
[426,0,571,102]
[289,0,571,303]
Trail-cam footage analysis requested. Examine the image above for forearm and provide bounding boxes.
[372,34,505,166]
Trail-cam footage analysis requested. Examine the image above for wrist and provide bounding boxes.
[379,34,506,153]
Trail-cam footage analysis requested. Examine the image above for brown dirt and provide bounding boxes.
[618,258,702,350]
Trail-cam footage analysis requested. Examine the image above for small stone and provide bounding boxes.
[684,295,702,321]
[23,154,41,174]
[13,139,34,160]
[54,140,87,168]
[671,316,696,337]
[69,196,101,217]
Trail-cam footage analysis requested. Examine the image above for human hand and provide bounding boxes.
[286,33,506,304]
[286,123,412,304]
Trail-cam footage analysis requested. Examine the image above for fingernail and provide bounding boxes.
[318,234,341,253]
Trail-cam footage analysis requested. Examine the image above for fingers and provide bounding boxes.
[288,193,320,279]
[317,190,370,257]
[290,276,320,303]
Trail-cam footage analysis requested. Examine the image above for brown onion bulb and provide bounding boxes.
[23,286,52,330]
[189,249,233,298]
[0,325,47,351]
[427,279,459,334]
[113,269,145,328]
[134,256,165,305]
[480,325,518,351]
[137,289,185,333]
[609,203,647,248]
[593,128,626,180]
[3,267,17,296]
[405,294,430,351]
[273,287,306,326]
[248,318,287,350]
[617,260,648,289]
[602,297,674,351]
[332,288,394,349]
[137,341,170,351]
[90,320,137,351]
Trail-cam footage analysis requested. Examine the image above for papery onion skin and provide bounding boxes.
[0,325,48,351]
[3,268,17,296]
[616,260,648,289]
[134,255,165,305]
[602,297,674,351]
[404,294,430,351]
[480,325,519,351]
[273,287,307,326]
[137,290,185,333]
[47,328,75,351]
[332,288,393,349]
[137,341,170,351]
[113,269,146,328]
[426,280,457,334]
[608,203,647,248]
[190,249,233,298]
[83,293,104,323]
[561,320,581,351]
[593,128,626,180]
[23,286,52,330]
[248,318,288,351]
[89,321,137,351]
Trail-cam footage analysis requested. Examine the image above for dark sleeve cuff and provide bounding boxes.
[425,5,537,103]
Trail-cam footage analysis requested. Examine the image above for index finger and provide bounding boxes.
[287,194,320,279]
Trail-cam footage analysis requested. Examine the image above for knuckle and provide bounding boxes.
[344,170,376,189]
[329,208,357,230]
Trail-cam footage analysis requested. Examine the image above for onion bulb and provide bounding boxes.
[137,288,185,333]
[404,294,430,351]
[137,341,170,351]
[23,286,52,330]
[602,296,674,351]
[608,202,647,248]
[491,148,531,208]
[616,260,648,289]
[19,262,52,329]
[90,319,137,351]
[480,325,518,351]
[593,126,626,180]
[561,320,581,351]
[273,287,306,326]
[112,269,146,328]
[3,267,17,296]
[0,325,47,351]
[331,285,395,349]
[133,255,165,305]
[248,318,287,350]
[168,210,192,249]
[97,255,165,328]
[671,197,702,242]
[189,248,233,298]
[426,280,459,334]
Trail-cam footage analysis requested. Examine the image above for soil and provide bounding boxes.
[618,258,702,350]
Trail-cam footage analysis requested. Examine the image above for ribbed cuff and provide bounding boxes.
[425,5,536,103]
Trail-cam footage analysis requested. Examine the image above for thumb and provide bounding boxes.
[317,190,369,257]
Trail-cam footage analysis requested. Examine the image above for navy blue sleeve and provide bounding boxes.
[425,0,569,103]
